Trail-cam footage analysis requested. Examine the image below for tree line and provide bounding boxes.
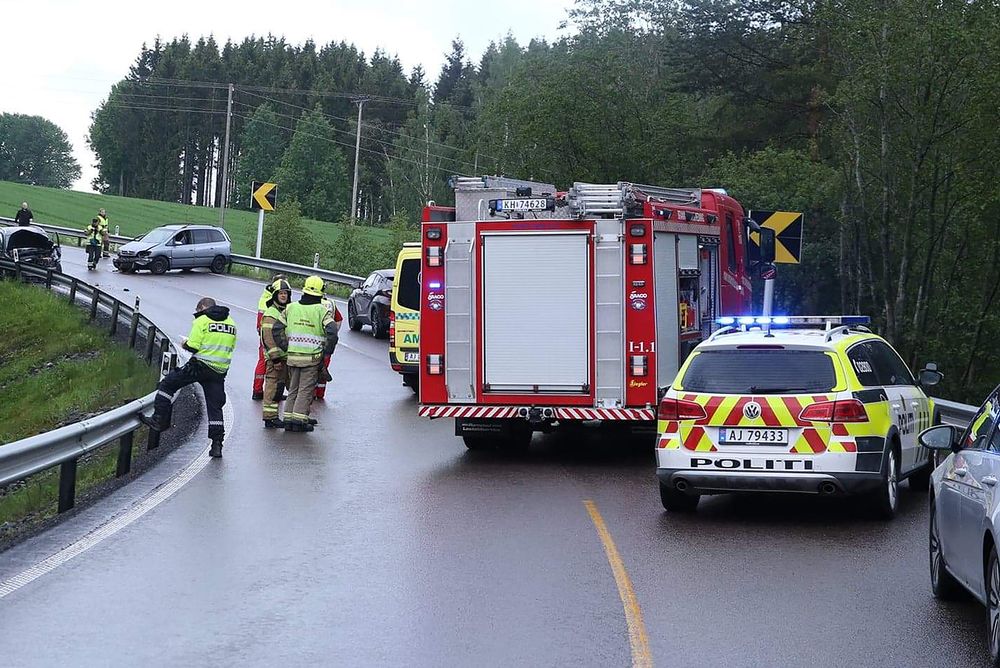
[88,0,1000,402]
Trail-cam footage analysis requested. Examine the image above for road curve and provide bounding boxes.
[0,247,990,666]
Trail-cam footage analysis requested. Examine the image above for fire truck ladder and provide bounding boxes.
[568,182,703,219]
[594,221,625,408]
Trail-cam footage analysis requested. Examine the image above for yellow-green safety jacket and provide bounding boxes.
[285,300,335,367]
[186,307,237,374]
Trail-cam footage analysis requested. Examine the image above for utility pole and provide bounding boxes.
[350,96,369,222]
[219,83,234,226]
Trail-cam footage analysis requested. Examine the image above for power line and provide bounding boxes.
[232,99,486,173]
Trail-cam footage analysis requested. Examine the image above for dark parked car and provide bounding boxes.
[0,225,62,273]
[920,382,1000,664]
[348,269,394,338]
[114,224,231,274]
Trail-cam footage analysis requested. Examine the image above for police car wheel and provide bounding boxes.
[929,500,960,600]
[659,482,699,512]
[869,447,899,519]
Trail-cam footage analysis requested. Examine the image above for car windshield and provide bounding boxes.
[396,258,420,311]
[139,228,176,244]
[679,349,838,394]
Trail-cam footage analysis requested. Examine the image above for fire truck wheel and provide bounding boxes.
[659,482,700,512]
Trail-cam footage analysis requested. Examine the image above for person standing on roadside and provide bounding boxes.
[260,279,292,429]
[284,276,338,432]
[139,297,237,458]
[252,273,286,400]
[315,288,344,400]
[14,202,33,226]
[85,218,102,270]
[96,208,111,258]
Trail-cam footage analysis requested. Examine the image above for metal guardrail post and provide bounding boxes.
[147,428,161,451]
[145,325,158,364]
[14,262,21,282]
[45,268,53,289]
[109,300,121,337]
[58,459,78,513]
[68,277,77,305]
[89,289,99,321]
[116,432,134,477]
[128,297,140,349]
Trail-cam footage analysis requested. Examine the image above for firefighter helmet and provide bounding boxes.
[303,275,325,296]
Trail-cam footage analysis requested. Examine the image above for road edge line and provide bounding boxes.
[583,499,653,668]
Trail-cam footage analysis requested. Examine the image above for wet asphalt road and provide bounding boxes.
[0,248,991,666]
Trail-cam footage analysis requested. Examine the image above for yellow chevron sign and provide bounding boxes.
[251,181,277,212]
[748,210,803,264]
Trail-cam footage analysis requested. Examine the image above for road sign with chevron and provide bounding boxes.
[748,210,803,264]
[251,181,277,212]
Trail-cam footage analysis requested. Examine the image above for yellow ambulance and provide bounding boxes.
[389,242,421,392]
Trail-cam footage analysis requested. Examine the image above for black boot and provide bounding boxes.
[252,391,264,401]
[307,418,318,425]
[138,414,167,432]
[284,422,301,432]
[263,418,285,429]
[302,423,315,432]
[209,439,223,458]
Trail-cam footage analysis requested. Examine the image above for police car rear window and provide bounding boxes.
[396,258,420,311]
[680,350,837,394]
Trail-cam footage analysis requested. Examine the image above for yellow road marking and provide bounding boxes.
[584,500,653,668]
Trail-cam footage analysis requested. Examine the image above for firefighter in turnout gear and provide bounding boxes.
[314,292,343,399]
[284,276,338,431]
[139,297,237,458]
[252,274,286,400]
[85,218,102,270]
[260,279,291,428]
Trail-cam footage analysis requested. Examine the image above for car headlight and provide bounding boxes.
[137,250,151,257]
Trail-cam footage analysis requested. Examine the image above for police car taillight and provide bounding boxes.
[426,354,443,375]
[799,399,868,423]
[657,398,707,421]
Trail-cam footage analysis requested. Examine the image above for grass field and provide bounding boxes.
[0,280,160,532]
[0,181,392,258]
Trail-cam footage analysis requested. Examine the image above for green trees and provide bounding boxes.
[0,113,81,188]
[275,106,350,221]
[233,104,286,209]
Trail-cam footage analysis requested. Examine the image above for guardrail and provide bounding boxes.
[934,398,977,428]
[0,259,177,513]
[0,216,363,288]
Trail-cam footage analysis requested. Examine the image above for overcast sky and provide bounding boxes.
[0,0,573,192]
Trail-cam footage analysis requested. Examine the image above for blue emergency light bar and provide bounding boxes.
[716,315,869,327]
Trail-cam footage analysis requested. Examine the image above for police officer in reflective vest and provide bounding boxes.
[85,218,102,270]
[284,276,338,431]
[140,297,237,457]
[252,274,286,400]
[260,279,291,428]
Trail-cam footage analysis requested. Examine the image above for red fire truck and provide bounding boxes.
[418,176,757,450]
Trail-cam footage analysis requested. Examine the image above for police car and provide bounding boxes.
[655,316,943,518]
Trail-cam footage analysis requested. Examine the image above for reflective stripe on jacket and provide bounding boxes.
[260,305,288,361]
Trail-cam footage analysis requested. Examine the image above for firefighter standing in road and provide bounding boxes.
[284,276,338,432]
[315,290,344,400]
[252,274,286,400]
[139,297,237,458]
[14,202,32,226]
[260,279,292,428]
[96,208,110,257]
[85,218,102,270]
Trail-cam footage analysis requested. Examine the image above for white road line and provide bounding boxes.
[0,391,236,599]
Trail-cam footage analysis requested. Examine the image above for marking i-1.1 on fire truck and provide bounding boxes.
[416,176,771,451]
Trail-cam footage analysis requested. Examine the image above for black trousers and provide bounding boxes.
[86,244,100,266]
[153,360,228,440]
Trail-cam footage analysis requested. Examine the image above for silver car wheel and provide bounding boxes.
[930,511,942,587]
[990,553,1000,660]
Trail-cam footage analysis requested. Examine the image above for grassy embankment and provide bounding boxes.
[0,181,391,257]
[0,280,159,527]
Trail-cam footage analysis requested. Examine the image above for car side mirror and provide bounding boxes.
[919,424,960,453]
[919,362,943,387]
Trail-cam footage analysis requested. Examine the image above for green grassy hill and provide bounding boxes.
[0,181,391,257]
